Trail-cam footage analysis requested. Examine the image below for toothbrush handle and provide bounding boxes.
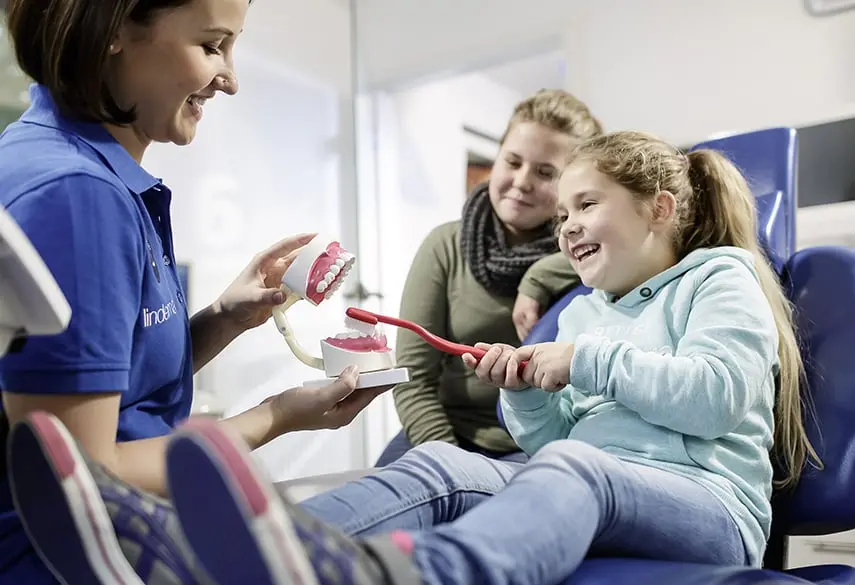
[465,347,530,374]
[366,312,529,371]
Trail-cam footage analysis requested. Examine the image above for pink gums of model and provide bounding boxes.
[295,241,354,305]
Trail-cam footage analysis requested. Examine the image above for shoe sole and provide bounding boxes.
[166,418,318,585]
[7,412,144,585]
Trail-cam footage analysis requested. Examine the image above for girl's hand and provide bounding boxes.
[462,343,528,391]
[514,342,575,392]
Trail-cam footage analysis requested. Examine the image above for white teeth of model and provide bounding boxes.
[324,273,334,285]
[329,264,341,275]
[324,285,340,299]
[316,281,327,293]
[335,258,345,268]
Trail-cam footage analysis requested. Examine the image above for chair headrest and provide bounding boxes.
[776,246,855,534]
[692,127,797,261]
[755,190,787,272]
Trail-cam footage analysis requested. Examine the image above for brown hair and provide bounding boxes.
[569,130,820,489]
[500,89,603,145]
[5,0,235,125]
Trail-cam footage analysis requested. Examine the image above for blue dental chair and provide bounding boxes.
[500,127,855,584]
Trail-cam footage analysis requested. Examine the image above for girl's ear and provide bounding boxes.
[650,190,677,230]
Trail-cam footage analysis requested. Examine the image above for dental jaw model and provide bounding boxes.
[272,235,409,389]
[0,206,71,358]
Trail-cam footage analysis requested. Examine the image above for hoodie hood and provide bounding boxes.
[596,246,759,308]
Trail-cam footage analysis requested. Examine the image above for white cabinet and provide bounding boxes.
[788,531,855,568]
[797,200,855,250]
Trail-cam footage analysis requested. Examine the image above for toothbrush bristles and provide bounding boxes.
[344,315,376,336]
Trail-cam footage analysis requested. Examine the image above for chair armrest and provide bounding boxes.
[274,469,374,502]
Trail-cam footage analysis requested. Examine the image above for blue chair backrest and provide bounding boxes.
[523,286,591,345]
[776,246,855,536]
[691,127,798,268]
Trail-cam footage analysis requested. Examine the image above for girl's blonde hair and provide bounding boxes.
[500,89,603,145]
[569,130,820,489]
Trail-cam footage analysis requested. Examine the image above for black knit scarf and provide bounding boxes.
[460,183,559,297]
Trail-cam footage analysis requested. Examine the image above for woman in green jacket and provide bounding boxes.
[376,89,602,465]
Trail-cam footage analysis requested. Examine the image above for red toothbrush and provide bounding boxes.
[345,307,529,371]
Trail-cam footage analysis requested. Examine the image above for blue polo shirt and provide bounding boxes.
[0,85,193,583]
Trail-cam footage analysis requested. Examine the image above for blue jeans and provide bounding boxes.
[301,440,747,585]
[375,429,528,467]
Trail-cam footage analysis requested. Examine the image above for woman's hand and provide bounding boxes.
[462,342,528,391]
[215,233,317,334]
[513,342,575,392]
[268,366,394,433]
[512,292,542,341]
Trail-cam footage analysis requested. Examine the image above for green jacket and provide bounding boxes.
[393,220,581,452]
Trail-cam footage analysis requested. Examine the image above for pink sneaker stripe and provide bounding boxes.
[29,412,76,479]
[389,531,415,555]
[182,418,269,517]
[28,412,135,585]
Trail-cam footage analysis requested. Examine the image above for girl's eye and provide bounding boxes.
[553,215,568,235]
[204,44,222,55]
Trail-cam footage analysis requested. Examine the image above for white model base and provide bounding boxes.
[320,340,396,378]
[301,367,410,390]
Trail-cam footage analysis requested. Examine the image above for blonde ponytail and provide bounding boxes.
[687,150,821,489]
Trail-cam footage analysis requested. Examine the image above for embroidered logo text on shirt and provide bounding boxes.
[143,300,178,328]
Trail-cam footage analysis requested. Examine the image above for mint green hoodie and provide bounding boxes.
[501,247,778,566]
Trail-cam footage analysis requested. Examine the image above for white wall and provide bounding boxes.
[243,0,353,95]
[562,0,855,146]
[356,0,855,146]
[355,0,567,90]
[373,72,522,310]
